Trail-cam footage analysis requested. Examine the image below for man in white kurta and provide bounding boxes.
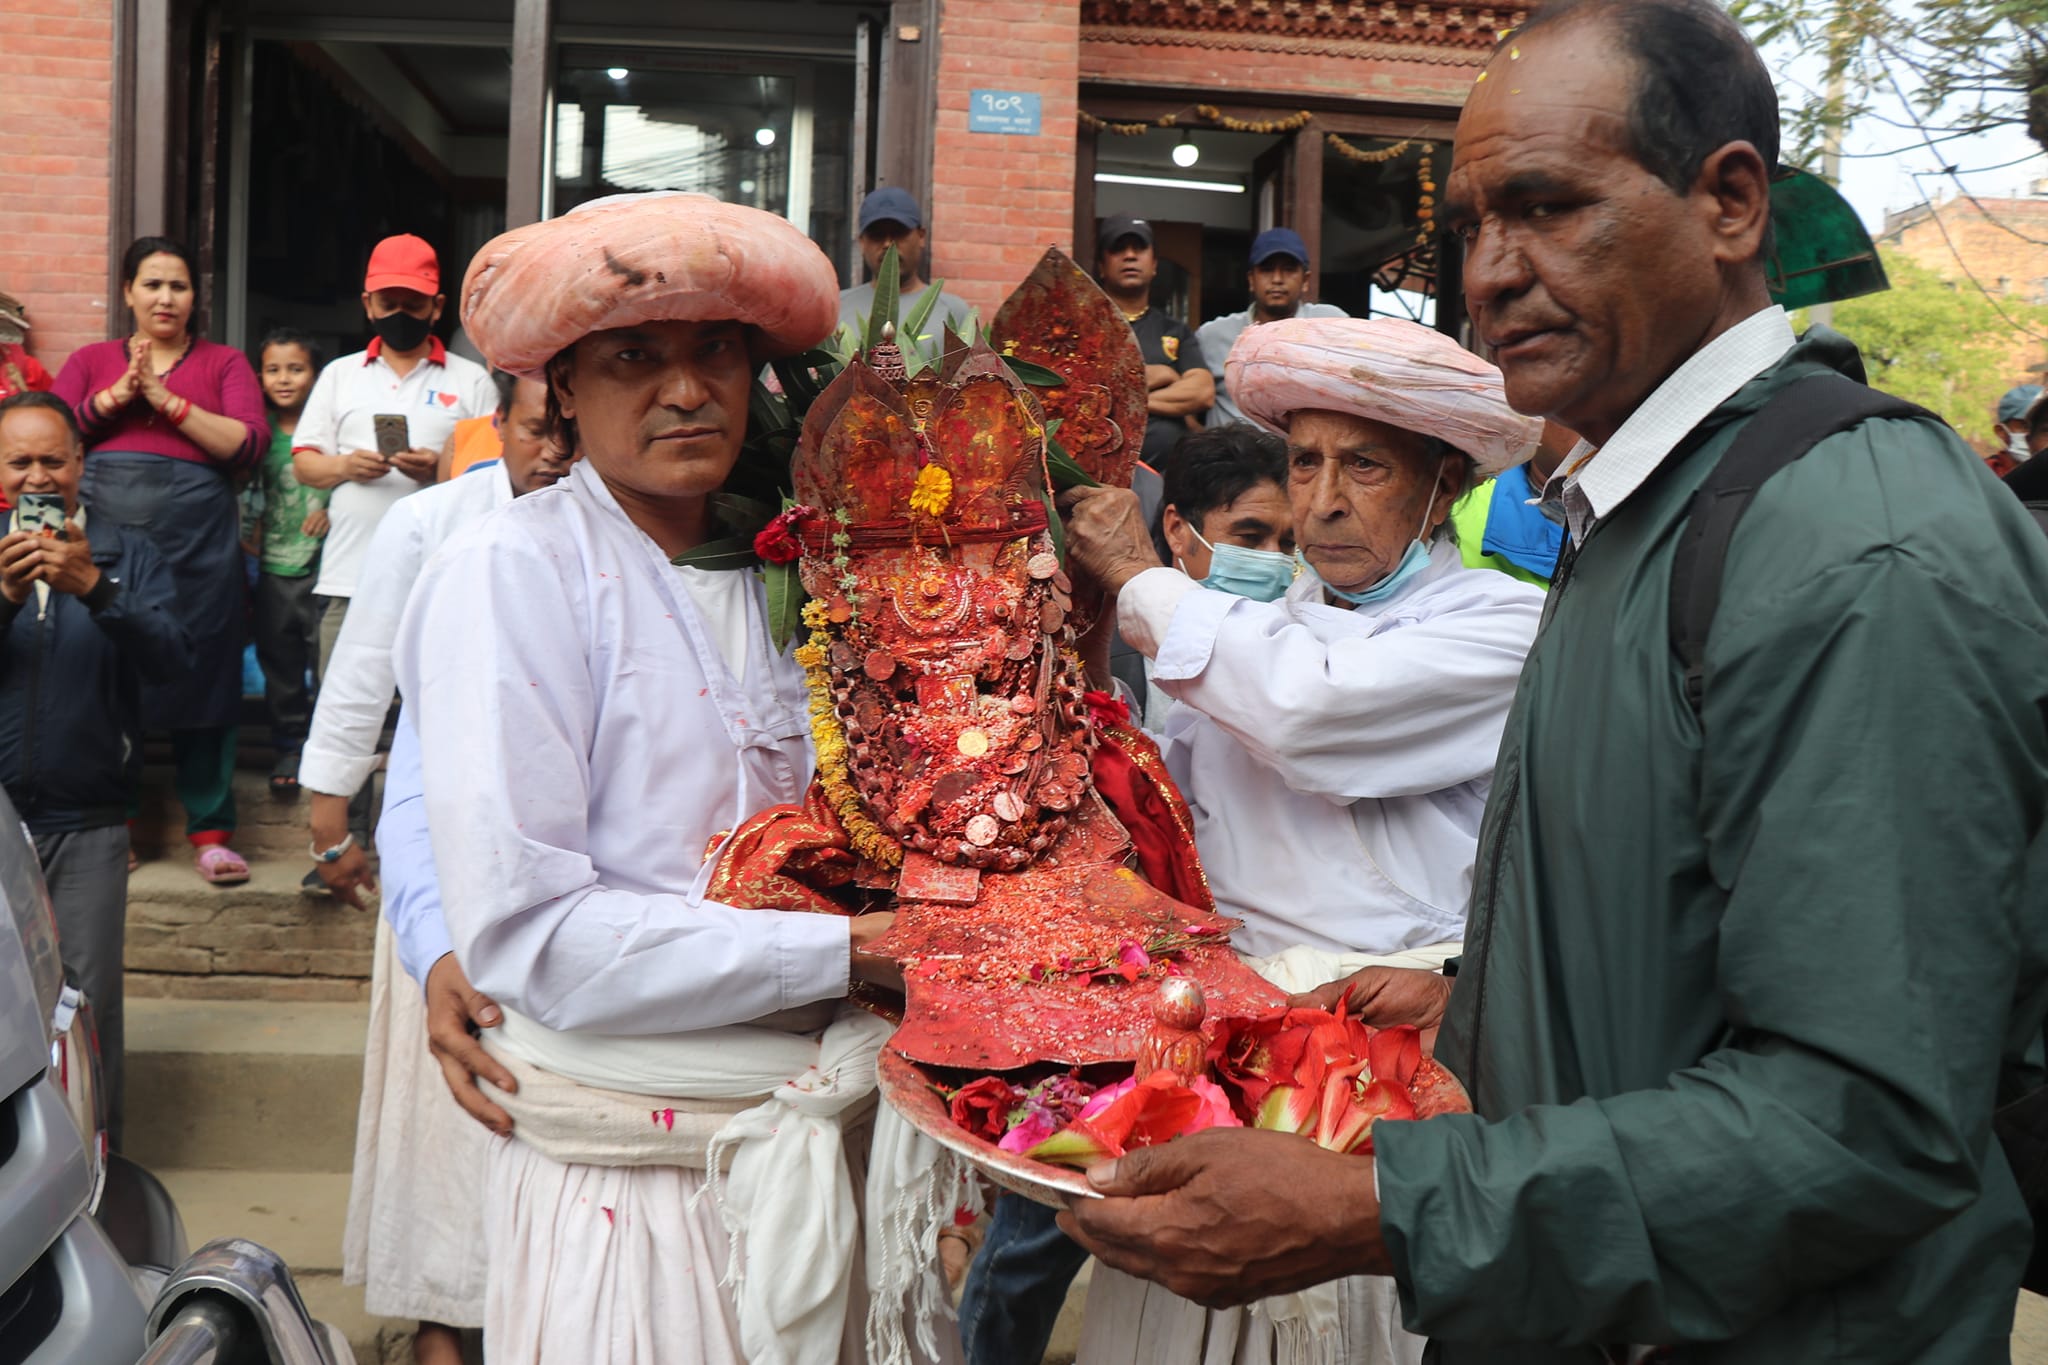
[1058,317,1547,1365]
[326,429,572,1351]
[389,192,957,1365]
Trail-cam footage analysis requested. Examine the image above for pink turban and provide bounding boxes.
[459,192,841,379]
[1226,316,1542,476]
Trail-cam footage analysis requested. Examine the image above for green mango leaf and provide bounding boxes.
[748,379,792,440]
[1045,432,1101,490]
[863,246,902,355]
[900,278,947,355]
[767,358,811,407]
[1002,356,1068,388]
[763,560,806,651]
[1042,487,1067,570]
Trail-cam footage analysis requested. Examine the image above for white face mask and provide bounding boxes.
[2010,429,2031,459]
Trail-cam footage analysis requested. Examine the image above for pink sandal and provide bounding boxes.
[195,845,250,886]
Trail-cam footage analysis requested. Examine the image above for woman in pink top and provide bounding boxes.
[52,237,268,884]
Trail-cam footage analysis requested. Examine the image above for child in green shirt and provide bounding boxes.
[245,329,329,794]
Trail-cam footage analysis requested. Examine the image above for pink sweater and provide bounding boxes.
[52,338,268,473]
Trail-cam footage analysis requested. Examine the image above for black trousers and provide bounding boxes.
[252,570,320,757]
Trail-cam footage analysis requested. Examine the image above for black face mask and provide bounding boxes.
[371,309,433,353]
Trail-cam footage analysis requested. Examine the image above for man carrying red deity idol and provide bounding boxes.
[391,191,960,1365]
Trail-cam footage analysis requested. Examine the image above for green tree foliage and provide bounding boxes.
[1802,248,2048,434]
[1733,0,2048,166]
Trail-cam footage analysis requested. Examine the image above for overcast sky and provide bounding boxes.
[1764,45,2047,229]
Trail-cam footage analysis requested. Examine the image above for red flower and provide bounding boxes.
[1083,689,1130,728]
[1316,1075,1417,1155]
[753,505,815,565]
[949,1076,1024,1144]
[1367,1024,1423,1092]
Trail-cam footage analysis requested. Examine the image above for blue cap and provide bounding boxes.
[1250,227,1310,267]
[858,187,923,234]
[2000,384,2042,424]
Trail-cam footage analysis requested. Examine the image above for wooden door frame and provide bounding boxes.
[1071,88,1459,305]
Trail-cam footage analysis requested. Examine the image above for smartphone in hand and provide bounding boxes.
[373,414,410,460]
[17,493,67,540]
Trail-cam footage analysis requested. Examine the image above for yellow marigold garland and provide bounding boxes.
[799,600,902,869]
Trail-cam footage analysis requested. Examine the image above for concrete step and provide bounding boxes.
[124,997,367,1174]
[124,856,376,997]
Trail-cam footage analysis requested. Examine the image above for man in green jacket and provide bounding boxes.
[1061,1,2048,1360]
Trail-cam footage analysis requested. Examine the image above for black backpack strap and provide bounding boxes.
[1669,372,1931,713]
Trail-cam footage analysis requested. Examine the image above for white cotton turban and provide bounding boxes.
[1226,316,1542,477]
[460,192,842,379]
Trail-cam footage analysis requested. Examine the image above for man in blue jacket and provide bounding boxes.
[0,391,188,1149]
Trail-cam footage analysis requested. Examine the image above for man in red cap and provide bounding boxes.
[291,233,495,884]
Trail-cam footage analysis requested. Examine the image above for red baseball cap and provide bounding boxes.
[363,234,440,295]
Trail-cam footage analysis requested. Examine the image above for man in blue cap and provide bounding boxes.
[1990,382,2042,476]
[837,187,972,347]
[1199,226,1348,426]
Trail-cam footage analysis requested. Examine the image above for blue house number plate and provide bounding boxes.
[970,90,1042,136]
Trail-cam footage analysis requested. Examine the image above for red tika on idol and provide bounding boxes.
[707,249,1465,1202]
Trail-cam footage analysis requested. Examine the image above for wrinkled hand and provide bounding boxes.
[1058,1127,1389,1307]
[1057,486,1161,598]
[343,449,392,483]
[0,532,43,605]
[1289,965,1453,1056]
[850,911,903,994]
[301,507,330,538]
[37,523,100,598]
[390,447,438,483]
[426,952,516,1136]
[315,841,378,911]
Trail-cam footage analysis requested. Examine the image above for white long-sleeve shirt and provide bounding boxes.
[1118,540,1544,959]
[294,340,497,599]
[297,461,514,800]
[390,462,850,1036]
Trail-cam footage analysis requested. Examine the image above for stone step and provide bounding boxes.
[124,856,375,997]
[123,997,367,1174]
[129,763,356,861]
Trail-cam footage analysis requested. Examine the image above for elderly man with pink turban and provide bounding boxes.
[387,192,961,1365]
[1056,316,1545,1365]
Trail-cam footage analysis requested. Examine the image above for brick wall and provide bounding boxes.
[931,1,1081,316]
[0,0,114,370]
[1883,197,2048,383]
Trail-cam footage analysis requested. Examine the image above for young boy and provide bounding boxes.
[245,329,329,797]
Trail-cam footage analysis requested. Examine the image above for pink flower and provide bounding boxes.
[1076,1075,1137,1122]
[998,1109,1062,1153]
[1184,1077,1243,1133]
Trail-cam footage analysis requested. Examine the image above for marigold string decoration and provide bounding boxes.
[1080,105,1314,136]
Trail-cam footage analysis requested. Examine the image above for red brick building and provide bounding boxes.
[0,0,1511,373]
[1878,192,2048,383]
